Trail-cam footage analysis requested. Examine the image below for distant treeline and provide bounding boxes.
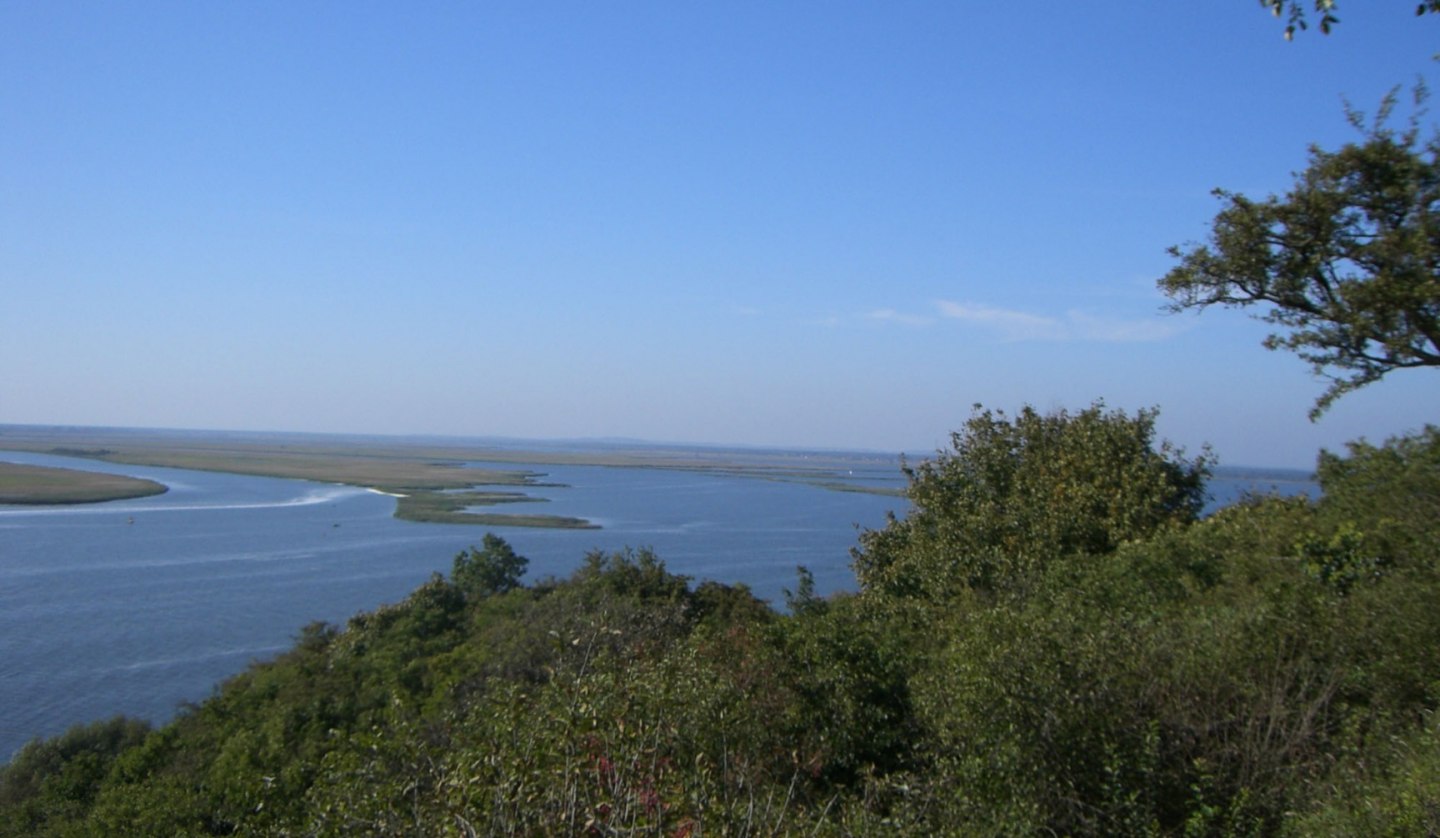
[3,405,1438,835]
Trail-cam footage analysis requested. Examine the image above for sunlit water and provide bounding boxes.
[0,450,1313,761]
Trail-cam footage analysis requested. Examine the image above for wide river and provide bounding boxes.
[0,449,1314,762]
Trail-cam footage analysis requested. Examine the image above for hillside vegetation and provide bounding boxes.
[3,403,1439,835]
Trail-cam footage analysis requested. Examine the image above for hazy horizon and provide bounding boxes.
[0,420,1323,475]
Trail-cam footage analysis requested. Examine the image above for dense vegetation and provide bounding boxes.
[3,401,1438,835]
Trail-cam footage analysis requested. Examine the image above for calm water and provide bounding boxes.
[0,449,1314,762]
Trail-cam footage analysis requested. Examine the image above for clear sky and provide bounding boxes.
[3,3,1438,469]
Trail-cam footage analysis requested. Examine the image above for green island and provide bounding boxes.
[0,462,167,505]
[393,489,599,529]
[0,436,595,527]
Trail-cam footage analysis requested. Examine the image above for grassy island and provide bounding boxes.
[0,462,167,505]
[0,426,900,528]
[0,431,603,528]
[394,490,600,528]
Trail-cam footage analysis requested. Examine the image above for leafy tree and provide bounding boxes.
[451,533,527,597]
[852,402,1210,602]
[1161,91,1440,418]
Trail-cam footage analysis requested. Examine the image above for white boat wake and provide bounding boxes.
[0,486,372,516]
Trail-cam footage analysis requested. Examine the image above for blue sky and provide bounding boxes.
[3,2,1438,469]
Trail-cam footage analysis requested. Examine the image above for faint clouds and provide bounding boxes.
[935,300,1185,343]
[934,301,1068,341]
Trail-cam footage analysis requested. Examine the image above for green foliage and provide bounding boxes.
[905,553,1187,833]
[1296,521,1384,594]
[451,533,528,597]
[877,490,1440,834]
[1259,1,1440,40]
[773,592,919,786]
[1262,0,1340,39]
[1161,88,1440,417]
[301,550,826,835]
[4,422,1439,836]
[783,565,823,615]
[853,401,1210,602]
[1314,424,1440,564]
[690,578,774,628]
[1290,713,1440,835]
[0,717,150,837]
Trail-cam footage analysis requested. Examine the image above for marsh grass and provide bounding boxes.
[0,426,896,526]
[0,462,167,504]
[0,433,601,526]
[394,490,599,528]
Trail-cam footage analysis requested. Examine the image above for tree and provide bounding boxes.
[1260,1,1440,40]
[852,402,1210,602]
[451,534,528,597]
[1160,92,1440,418]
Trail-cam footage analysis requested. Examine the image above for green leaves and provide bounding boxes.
[1161,90,1440,418]
[1262,0,1440,37]
[0,718,151,836]
[853,402,1210,603]
[5,426,1439,835]
[1297,522,1384,594]
[451,534,528,598]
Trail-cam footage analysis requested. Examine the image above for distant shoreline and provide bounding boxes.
[0,425,902,527]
